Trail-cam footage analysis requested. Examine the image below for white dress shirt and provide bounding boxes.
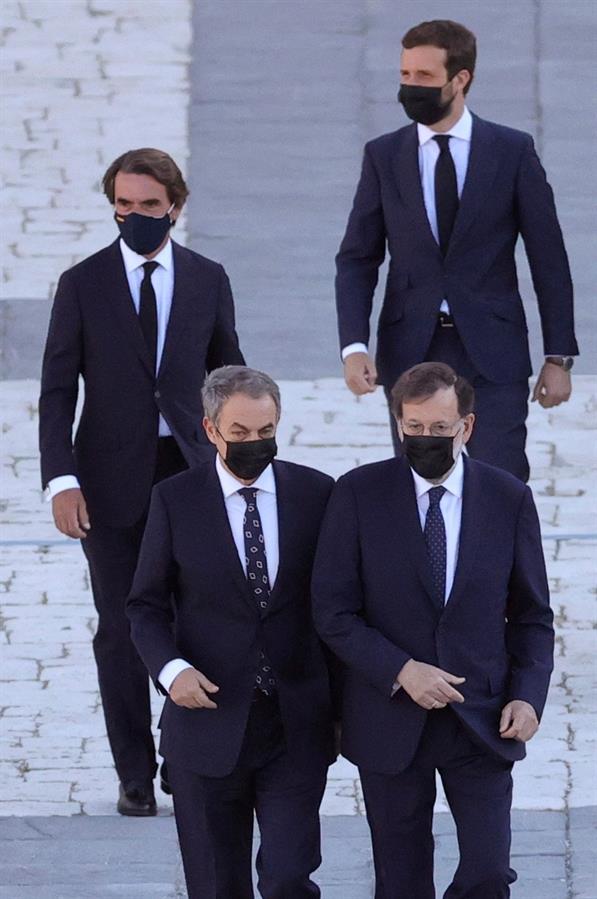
[410,452,464,603]
[342,109,473,361]
[46,238,175,499]
[158,455,279,692]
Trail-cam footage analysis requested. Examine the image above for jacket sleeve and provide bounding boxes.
[205,265,245,371]
[505,486,554,718]
[311,477,411,697]
[335,143,386,353]
[38,269,82,488]
[515,136,578,356]
[126,485,179,693]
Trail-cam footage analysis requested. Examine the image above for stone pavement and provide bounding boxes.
[2,0,596,378]
[1,375,596,896]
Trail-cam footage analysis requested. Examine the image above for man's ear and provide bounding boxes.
[462,413,475,445]
[203,416,218,446]
[453,68,471,94]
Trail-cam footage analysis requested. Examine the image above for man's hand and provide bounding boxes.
[52,488,90,539]
[169,667,219,710]
[343,352,378,395]
[397,659,466,710]
[532,362,572,408]
[499,700,539,742]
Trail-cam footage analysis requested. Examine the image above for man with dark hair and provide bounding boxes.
[336,18,578,482]
[127,366,336,898]
[313,361,554,897]
[39,148,244,815]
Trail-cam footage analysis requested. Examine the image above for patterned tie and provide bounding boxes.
[139,261,159,372]
[238,487,276,696]
[424,486,447,608]
[433,135,459,256]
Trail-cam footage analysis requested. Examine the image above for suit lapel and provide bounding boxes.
[267,461,294,604]
[447,115,499,257]
[101,240,154,376]
[393,125,442,258]
[443,456,482,614]
[385,457,440,611]
[158,242,195,377]
[200,464,255,605]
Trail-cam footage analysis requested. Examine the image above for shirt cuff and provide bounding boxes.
[391,680,402,696]
[159,658,193,693]
[341,342,368,361]
[45,475,80,501]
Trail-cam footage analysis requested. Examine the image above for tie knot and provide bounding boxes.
[433,134,451,152]
[238,487,258,505]
[428,486,446,508]
[142,261,159,278]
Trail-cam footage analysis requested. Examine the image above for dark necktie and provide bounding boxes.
[238,487,276,696]
[424,486,447,608]
[139,261,159,372]
[433,135,459,256]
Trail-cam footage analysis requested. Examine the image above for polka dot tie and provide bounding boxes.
[238,488,276,696]
[424,486,447,608]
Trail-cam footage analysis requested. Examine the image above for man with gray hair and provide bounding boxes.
[127,365,337,899]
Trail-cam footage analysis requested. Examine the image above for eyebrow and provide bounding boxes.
[405,418,452,425]
[115,196,161,204]
[229,422,275,431]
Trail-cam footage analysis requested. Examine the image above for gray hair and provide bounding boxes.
[202,366,281,423]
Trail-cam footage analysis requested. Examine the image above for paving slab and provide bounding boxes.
[2,810,592,898]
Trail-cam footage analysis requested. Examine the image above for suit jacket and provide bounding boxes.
[312,455,554,774]
[336,114,578,387]
[126,460,336,777]
[39,239,244,527]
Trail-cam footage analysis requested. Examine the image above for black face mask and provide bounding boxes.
[115,207,174,256]
[397,82,454,126]
[402,434,458,480]
[223,437,277,481]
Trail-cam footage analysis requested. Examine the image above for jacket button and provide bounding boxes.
[154,389,161,399]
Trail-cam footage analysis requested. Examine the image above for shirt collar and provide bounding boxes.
[119,236,173,274]
[411,451,464,500]
[417,105,472,147]
[215,453,276,499]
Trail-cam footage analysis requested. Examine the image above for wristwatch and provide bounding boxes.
[545,356,574,371]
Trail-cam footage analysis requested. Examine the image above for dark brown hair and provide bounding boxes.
[102,148,189,209]
[390,362,475,418]
[402,19,477,94]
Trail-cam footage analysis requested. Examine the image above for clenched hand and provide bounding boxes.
[532,362,572,408]
[170,667,220,710]
[397,659,466,710]
[52,488,90,539]
[343,352,378,396]
[499,700,539,742]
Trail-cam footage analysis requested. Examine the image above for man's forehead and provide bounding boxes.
[402,388,458,418]
[219,394,277,424]
[400,44,448,64]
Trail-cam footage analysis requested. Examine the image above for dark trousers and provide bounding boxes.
[81,437,187,788]
[360,709,516,899]
[385,321,530,482]
[168,691,327,899]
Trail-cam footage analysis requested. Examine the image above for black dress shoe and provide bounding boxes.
[117,783,157,817]
[159,761,172,796]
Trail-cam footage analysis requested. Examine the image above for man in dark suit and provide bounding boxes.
[127,366,336,899]
[337,18,578,482]
[39,148,244,815]
[312,362,554,898]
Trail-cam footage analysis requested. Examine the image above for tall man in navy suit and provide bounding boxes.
[39,149,244,815]
[337,19,578,482]
[127,366,336,899]
[312,362,554,898]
